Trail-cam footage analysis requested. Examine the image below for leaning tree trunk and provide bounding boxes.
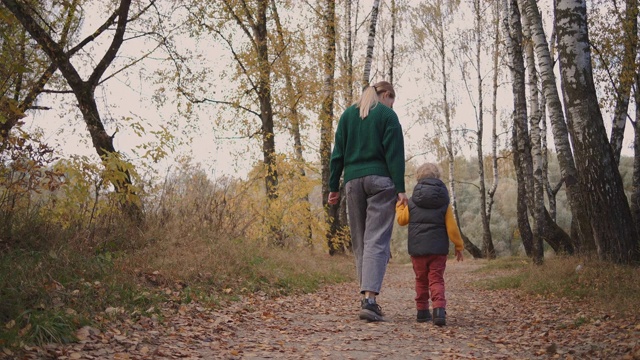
[1,3,114,151]
[503,0,537,258]
[3,0,143,223]
[541,92,564,222]
[319,0,339,254]
[556,0,639,264]
[521,0,592,253]
[522,9,545,264]
[541,19,561,223]
[609,0,638,165]
[511,124,534,256]
[361,0,380,87]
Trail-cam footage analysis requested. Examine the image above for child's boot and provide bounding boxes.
[416,309,432,323]
[433,307,446,326]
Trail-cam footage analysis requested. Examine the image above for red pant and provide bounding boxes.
[411,254,447,310]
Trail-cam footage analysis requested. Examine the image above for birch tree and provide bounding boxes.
[608,0,637,164]
[466,0,496,258]
[318,0,340,254]
[521,0,593,253]
[412,0,483,258]
[361,0,380,87]
[488,0,501,249]
[502,0,533,257]
[632,76,640,224]
[519,0,544,263]
[388,0,397,84]
[556,0,639,264]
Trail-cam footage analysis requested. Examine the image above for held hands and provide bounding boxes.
[455,250,464,262]
[396,192,408,206]
[328,191,340,205]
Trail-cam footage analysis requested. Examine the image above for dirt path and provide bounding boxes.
[13,260,640,359]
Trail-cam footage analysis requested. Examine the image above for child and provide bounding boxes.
[396,163,464,325]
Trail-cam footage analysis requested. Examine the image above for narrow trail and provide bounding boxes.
[13,260,640,359]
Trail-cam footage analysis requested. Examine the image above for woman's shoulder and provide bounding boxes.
[371,104,399,123]
[341,104,359,117]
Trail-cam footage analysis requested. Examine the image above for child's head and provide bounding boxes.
[416,163,441,180]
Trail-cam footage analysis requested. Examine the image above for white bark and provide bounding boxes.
[521,1,544,263]
[521,0,589,253]
[361,0,380,87]
[557,0,639,263]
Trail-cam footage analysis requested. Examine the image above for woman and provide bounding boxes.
[328,80,407,322]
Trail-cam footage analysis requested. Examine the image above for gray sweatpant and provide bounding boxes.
[345,175,396,295]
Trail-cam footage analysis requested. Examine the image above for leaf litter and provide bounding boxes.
[5,261,639,359]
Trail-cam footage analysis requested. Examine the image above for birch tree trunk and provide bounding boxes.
[631,75,640,225]
[361,0,380,87]
[609,0,638,164]
[339,0,354,250]
[521,6,545,263]
[541,88,563,221]
[318,0,339,254]
[503,0,534,257]
[424,0,483,259]
[521,0,593,253]
[556,0,639,264]
[512,122,534,256]
[343,0,354,106]
[388,0,396,85]
[472,0,495,259]
[540,14,565,226]
[487,0,500,234]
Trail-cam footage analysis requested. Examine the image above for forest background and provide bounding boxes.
[1,0,639,350]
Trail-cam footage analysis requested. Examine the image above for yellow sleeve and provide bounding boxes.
[445,205,464,251]
[396,203,409,226]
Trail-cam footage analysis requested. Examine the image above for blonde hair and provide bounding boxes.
[356,81,396,119]
[416,163,441,180]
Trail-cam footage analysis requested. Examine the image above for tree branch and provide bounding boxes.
[88,0,133,86]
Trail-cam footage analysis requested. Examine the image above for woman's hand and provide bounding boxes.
[455,250,464,262]
[328,192,340,205]
[396,192,408,206]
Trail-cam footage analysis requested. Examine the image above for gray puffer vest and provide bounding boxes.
[407,178,450,256]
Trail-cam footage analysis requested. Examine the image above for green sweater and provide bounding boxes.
[329,103,405,193]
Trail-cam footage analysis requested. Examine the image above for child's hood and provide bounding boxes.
[411,178,449,209]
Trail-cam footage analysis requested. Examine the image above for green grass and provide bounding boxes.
[475,256,530,272]
[477,255,640,316]
[481,273,525,290]
[0,247,168,348]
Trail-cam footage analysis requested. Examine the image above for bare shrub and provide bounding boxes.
[0,133,63,250]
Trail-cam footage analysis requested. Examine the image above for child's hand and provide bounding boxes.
[455,250,464,262]
[397,192,408,206]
